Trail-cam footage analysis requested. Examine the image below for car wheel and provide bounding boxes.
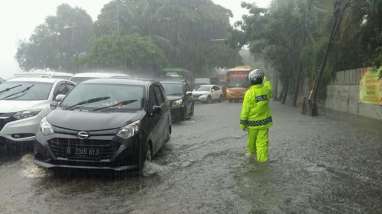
[219,95,224,103]
[207,96,212,104]
[190,103,194,117]
[165,125,171,142]
[145,145,152,162]
[138,141,152,173]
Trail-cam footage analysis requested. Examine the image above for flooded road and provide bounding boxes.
[0,102,381,213]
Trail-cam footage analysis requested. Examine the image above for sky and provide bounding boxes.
[0,0,271,78]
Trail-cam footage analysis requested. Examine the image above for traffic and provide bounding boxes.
[0,67,253,174]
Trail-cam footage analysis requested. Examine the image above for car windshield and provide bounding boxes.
[197,86,211,91]
[162,83,184,96]
[0,81,52,101]
[61,83,144,112]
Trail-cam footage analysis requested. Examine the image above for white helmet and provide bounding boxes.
[248,69,264,84]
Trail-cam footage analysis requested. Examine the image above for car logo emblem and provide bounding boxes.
[78,131,89,140]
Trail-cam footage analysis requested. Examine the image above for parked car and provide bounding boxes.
[0,78,75,145]
[70,72,129,84]
[14,70,73,80]
[161,80,194,122]
[192,85,224,103]
[194,78,211,89]
[34,79,171,172]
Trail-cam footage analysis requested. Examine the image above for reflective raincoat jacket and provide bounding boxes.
[240,82,273,130]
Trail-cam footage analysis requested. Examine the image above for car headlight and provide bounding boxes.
[117,121,140,139]
[40,117,54,136]
[13,109,41,120]
[173,99,183,107]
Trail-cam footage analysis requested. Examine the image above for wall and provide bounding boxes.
[325,68,382,120]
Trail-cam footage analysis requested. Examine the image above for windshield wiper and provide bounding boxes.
[92,99,138,112]
[65,97,111,110]
[0,84,23,94]
[3,85,34,100]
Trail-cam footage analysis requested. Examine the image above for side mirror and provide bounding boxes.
[151,105,162,115]
[51,94,66,109]
[55,94,66,102]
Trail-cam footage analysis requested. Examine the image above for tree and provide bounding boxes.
[84,34,167,71]
[95,0,242,74]
[231,0,334,105]
[16,4,93,71]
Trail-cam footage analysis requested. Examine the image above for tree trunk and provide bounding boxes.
[273,71,279,101]
[281,79,289,104]
[293,65,303,107]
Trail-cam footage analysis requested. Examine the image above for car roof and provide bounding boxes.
[71,72,129,78]
[199,84,215,87]
[14,71,73,78]
[7,77,67,83]
[81,78,155,86]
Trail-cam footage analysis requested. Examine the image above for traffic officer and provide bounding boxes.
[240,69,272,162]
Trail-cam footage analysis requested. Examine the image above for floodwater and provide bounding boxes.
[0,102,381,213]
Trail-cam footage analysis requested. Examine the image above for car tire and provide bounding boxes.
[190,103,194,117]
[138,141,152,174]
[218,95,224,103]
[207,96,212,104]
[165,125,171,142]
[185,104,194,120]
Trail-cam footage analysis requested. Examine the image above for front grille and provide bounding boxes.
[48,138,119,161]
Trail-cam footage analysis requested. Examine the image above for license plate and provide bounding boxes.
[74,147,100,156]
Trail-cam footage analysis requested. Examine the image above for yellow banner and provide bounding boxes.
[359,67,382,105]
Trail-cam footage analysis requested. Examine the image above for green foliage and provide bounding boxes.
[94,0,241,74]
[16,4,93,71]
[16,0,242,74]
[84,34,167,70]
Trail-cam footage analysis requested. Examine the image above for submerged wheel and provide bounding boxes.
[190,103,194,117]
[185,104,194,120]
[138,141,152,173]
[207,96,212,104]
[218,95,224,103]
[165,125,171,142]
[145,145,152,162]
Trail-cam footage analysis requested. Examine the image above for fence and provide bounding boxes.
[325,68,382,120]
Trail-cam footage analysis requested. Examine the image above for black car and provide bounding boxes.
[160,80,194,122]
[34,79,171,171]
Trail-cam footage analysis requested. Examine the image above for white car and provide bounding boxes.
[14,70,73,80]
[0,78,75,144]
[70,72,129,84]
[192,85,224,103]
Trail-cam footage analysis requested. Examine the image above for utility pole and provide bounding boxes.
[309,0,351,116]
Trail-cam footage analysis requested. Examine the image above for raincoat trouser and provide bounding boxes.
[240,81,272,163]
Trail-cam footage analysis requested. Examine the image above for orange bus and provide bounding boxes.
[225,66,252,102]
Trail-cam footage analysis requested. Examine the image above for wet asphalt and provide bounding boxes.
[0,102,381,214]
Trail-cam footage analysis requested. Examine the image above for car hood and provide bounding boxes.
[0,100,49,113]
[192,91,209,96]
[47,109,146,131]
[167,95,183,101]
